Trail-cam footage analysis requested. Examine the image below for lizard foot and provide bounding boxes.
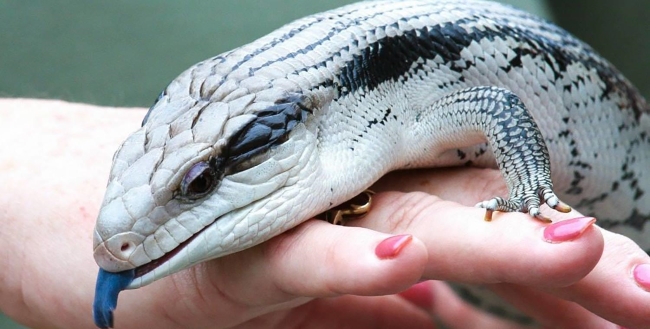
[476,187,571,223]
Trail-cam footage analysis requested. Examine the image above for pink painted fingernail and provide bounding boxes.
[633,264,650,290]
[375,234,412,259]
[543,217,596,243]
[399,281,435,310]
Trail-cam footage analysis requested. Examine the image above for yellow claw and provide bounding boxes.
[554,201,572,213]
[322,190,374,225]
[483,209,494,222]
[535,215,553,224]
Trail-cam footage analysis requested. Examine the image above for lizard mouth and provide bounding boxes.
[132,190,374,280]
[133,223,212,279]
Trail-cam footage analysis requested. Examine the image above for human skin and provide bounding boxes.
[1,99,649,328]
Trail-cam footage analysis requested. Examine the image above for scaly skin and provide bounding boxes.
[91,0,649,327]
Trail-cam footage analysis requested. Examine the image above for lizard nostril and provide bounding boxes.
[94,236,143,272]
[95,232,145,272]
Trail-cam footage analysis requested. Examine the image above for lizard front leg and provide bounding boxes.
[411,86,572,221]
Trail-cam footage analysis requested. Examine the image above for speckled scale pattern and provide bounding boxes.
[93,0,650,325]
[419,86,562,218]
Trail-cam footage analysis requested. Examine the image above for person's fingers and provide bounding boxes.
[399,281,528,329]
[277,294,436,329]
[372,167,650,327]
[222,219,428,306]
[488,283,619,329]
[427,281,528,329]
[112,220,429,327]
[399,281,436,310]
[486,231,650,329]
[239,220,428,298]
[539,228,650,328]
[352,190,603,287]
[117,288,439,329]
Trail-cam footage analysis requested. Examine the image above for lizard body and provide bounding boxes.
[92,1,650,327]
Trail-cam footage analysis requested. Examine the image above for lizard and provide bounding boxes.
[91,0,650,327]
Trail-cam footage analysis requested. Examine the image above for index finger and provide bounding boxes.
[353,190,602,287]
[368,167,650,327]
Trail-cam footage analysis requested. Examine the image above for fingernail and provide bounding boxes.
[633,264,650,290]
[399,281,435,310]
[375,234,412,259]
[543,217,596,243]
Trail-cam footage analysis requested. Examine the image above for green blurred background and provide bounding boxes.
[3,0,648,110]
[0,0,647,328]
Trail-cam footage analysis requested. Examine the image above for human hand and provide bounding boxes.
[0,99,431,328]
[361,168,650,328]
[1,99,649,329]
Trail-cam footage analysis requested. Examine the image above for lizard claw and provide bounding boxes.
[540,188,572,213]
[475,198,501,221]
[476,187,570,223]
[527,207,553,223]
[319,190,374,225]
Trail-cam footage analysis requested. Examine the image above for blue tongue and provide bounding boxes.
[92,268,135,328]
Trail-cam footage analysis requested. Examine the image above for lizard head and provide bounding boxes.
[92,58,326,289]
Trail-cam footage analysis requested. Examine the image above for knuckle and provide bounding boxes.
[380,191,445,232]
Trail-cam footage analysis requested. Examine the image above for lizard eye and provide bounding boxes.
[180,161,218,199]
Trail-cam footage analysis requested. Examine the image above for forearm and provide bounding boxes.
[0,99,145,327]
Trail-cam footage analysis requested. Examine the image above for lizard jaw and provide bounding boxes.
[128,221,211,288]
